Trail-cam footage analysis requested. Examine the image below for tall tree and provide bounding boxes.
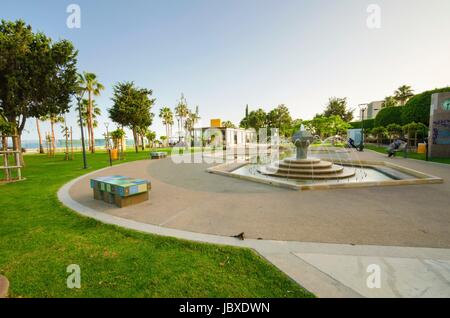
[76,99,101,148]
[394,85,414,106]
[109,81,155,153]
[267,104,292,137]
[381,96,398,108]
[146,131,156,148]
[174,93,189,142]
[184,107,200,146]
[0,20,78,165]
[77,72,104,153]
[323,97,353,122]
[246,109,267,133]
[159,106,174,145]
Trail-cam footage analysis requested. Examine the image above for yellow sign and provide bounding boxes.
[210,119,221,127]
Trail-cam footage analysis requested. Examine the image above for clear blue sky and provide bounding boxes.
[2,0,450,140]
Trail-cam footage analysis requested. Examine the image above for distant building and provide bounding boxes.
[361,101,383,120]
[193,119,258,147]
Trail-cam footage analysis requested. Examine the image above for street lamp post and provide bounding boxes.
[358,104,368,152]
[76,93,88,169]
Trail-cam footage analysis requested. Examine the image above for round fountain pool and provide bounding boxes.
[232,162,397,186]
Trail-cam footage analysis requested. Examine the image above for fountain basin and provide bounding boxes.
[207,159,443,191]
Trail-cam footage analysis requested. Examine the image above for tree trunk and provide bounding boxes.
[12,133,25,167]
[166,124,169,147]
[86,122,91,152]
[88,90,95,153]
[36,118,44,154]
[133,128,138,153]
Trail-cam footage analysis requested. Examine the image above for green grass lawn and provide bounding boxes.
[365,144,450,164]
[0,149,313,298]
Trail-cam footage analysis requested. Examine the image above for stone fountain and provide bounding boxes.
[258,126,355,180]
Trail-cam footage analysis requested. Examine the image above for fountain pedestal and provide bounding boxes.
[258,127,355,180]
[292,128,314,160]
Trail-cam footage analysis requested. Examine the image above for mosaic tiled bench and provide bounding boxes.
[90,175,151,208]
[150,151,167,159]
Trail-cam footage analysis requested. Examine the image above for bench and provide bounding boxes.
[150,151,167,159]
[90,175,151,208]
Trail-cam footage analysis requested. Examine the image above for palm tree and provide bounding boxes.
[159,107,174,146]
[381,96,398,108]
[174,94,189,142]
[78,72,104,153]
[394,85,414,106]
[184,107,201,147]
[41,113,64,156]
[76,99,102,148]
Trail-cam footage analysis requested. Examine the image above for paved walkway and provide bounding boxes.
[59,150,450,297]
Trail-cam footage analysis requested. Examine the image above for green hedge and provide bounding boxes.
[374,107,404,127]
[350,119,375,129]
[401,87,450,125]
[373,86,450,127]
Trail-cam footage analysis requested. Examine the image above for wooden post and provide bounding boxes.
[1,135,10,181]
[13,135,22,180]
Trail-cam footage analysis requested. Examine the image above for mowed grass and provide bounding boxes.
[0,150,313,298]
[365,144,450,164]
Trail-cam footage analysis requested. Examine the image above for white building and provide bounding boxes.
[193,126,257,148]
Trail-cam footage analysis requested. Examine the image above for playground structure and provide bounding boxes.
[1,135,23,183]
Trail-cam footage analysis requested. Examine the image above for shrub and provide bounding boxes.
[350,119,375,129]
[401,87,450,125]
[375,107,404,127]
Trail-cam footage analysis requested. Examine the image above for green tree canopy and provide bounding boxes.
[323,97,353,122]
[303,115,351,139]
[375,106,404,127]
[371,126,387,144]
[246,108,267,132]
[221,120,236,128]
[266,104,292,137]
[77,99,101,128]
[109,81,155,152]
[401,87,450,125]
[386,123,403,140]
[0,19,78,153]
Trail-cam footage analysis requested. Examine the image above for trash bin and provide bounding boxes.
[417,143,426,154]
[111,149,119,160]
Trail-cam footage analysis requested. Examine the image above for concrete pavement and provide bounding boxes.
[58,150,450,297]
